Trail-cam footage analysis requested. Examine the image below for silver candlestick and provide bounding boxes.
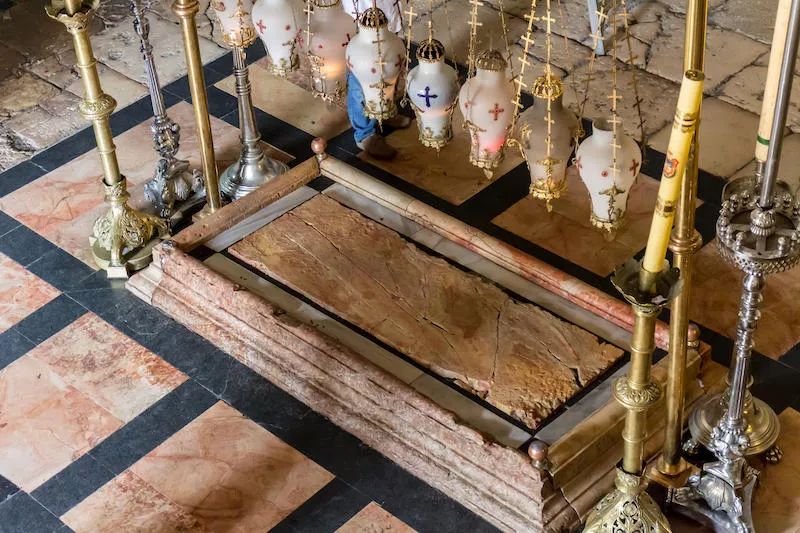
[132,0,205,223]
[673,0,800,529]
[219,45,288,200]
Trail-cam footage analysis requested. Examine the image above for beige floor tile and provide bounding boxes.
[753,408,800,532]
[690,239,800,359]
[130,401,334,532]
[649,97,760,178]
[336,502,417,533]
[412,1,528,66]
[719,59,800,132]
[632,6,767,92]
[30,313,187,422]
[0,252,60,334]
[358,113,524,205]
[216,62,350,140]
[564,56,679,139]
[493,168,687,276]
[730,133,800,192]
[62,470,210,533]
[89,16,226,86]
[709,0,781,44]
[0,355,123,491]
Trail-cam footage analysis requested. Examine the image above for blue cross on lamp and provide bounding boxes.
[417,86,438,108]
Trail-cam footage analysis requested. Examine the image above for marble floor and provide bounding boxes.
[1,0,800,531]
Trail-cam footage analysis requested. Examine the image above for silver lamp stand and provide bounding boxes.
[132,0,205,225]
[672,0,800,529]
[219,45,289,201]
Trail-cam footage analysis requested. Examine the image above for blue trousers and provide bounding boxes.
[347,70,377,143]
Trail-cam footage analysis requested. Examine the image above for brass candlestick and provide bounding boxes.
[46,0,166,278]
[654,0,707,482]
[584,70,704,533]
[173,0,222,212]
[216,0,288,200]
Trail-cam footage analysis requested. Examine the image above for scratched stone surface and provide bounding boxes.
[229,195,622,428]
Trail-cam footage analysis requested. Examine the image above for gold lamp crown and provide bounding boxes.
[358,6,388,28]
[312,0,341,8]
[475,49,506,71]
[532,74,564,100]
[416,38,446,62]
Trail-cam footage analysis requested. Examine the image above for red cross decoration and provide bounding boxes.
[341,33,351,47]
[629,158,640,176]
[285,24,291,31]
[489,103,504,121]
[575,156,582,170]
[256,19,266,33]
[296,30,305,48]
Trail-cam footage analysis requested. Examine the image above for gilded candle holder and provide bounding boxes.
[46,0,167,278]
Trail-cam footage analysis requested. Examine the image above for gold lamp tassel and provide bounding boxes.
[583,69,704,533]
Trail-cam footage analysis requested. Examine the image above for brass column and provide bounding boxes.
[46,0,166,278]
[172,0,221,211]
[657,0,707,479]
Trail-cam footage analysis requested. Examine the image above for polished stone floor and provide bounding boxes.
[1,0,800,531]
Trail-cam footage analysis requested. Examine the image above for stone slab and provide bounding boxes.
[229,194,622,428]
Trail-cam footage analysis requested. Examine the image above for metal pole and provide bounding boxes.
[173,0,221,212]
[657,0,707,480]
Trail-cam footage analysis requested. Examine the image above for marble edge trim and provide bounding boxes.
[318,157,674,351]
[127,245,550,533]
[172,157,319,251]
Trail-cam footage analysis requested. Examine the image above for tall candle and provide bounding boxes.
[641,70,705,275]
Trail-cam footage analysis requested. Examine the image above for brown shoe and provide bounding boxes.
[357,133,398,160]
[384,113,413,129]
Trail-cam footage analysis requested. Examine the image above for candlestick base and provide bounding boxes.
[584,467,672,533]
[219,151,289,201]
[688,383,781,457]
[144,157,206,224]
[90,180,168,279]
[672,421,758,533]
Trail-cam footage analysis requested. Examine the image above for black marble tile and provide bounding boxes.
[0,161,46,199]
[0,492,65,533]
[205,85,239,119]
[750,354,800,415]
[280,410,494,532]
[13,294,86,346]
[0,329,35,370]
[779,341,800,374]
[693,201,721,248]
[163,63,232,101]
[307,176,334,192]
[0,224,57,268]
[69,285,174,346]
[31,453,116,518]
[26,248,97,293]
[89,379,217,475]
[269,478,371,533]
[458,163,530,223]
[0,475,18,505]
[0,211,20,239]
[30,127,96,172]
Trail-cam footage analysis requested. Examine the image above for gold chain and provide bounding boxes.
[466,0,482,78]
[608,0,620,222]
[556,0,583,140]
[509,0,537,136]
[401,1,417,107]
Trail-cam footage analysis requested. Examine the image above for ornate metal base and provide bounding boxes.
[584,467,672,532]
[689,385,781,457]
[219,152,289,201]
[672,452,758,533]
[143,157,206,223]
[89,180,168,278]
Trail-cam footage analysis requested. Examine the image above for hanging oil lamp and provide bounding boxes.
[406,37,459,150]
[517,74,579,208]
[302,0,354,103]
[345,6,405,123]
[251,0,300,76]
[575,118,642,231]
[459,49,515,178]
